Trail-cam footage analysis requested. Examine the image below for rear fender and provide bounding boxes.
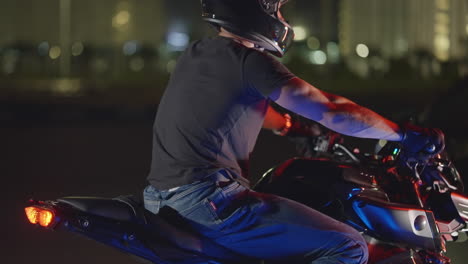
[27,199,173,263]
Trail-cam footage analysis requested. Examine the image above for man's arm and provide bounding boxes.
[268,77,403,141]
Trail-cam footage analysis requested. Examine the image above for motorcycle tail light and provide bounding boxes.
[25,206,55,227]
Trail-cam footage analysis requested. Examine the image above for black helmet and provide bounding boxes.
[201,0,295,57]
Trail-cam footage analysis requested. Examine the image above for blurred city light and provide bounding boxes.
[434,2,451,61]
[123,41,139,56]
[167,32,189,51]
[307,36,320,50]
[356,44,369,58]
[71,42,84,57]
[308,50,327,65]
[49,46,62,60]
[52,79,81,95]
[38,42,50,57]
[129,57,145,72]
[369,56,387,72]
[353,60,370,78]
[395,39,409,55]
[435,35,450,52]
[436,0,450,11]
[432,60,442,75]
[2,49,19,75]
[112,10,131,29]
[293,26,307,42]
[0,0,466,81]
[326,42,340,63]
[91,58,109,74]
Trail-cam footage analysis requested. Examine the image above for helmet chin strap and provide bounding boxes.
[219,28,265,52]
[254,45,266,52]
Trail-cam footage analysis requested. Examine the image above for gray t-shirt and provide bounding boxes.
[147,36,295,190]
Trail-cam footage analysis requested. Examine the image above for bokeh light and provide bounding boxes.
[2,49,19,74]
[129,57,145,72]
[49,46,62,60]
[309,50,327,65]
[2,2,468,264]
[38,41,50,57]
[326,42,340,63]
[167,32,189,51]
[293,26,307,42]
[123,41,139,56]
[356,44,370,58]
[71,42,84,57]
[91,58,109,74]
[112,10,130,28]
[307,36,320,50]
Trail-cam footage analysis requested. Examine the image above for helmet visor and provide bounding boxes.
[271,20,295,56]
[258,0,295,56]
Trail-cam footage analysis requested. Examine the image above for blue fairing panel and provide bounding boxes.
[352,195,442,251]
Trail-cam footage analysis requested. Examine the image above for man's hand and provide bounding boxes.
[400,123,445,162]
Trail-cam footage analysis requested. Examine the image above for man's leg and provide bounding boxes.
[211,190,368,264]
[144,172,368,264]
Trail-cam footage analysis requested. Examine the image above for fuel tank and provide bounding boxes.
[253,158,443,251]
[254,158,386,212]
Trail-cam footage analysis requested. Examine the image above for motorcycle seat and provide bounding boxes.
[57,196,254,263]
[58,197,137,222]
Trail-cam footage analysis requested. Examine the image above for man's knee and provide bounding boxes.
[308,231,368,264]
[339,233,368,264]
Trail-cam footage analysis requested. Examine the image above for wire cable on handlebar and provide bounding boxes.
[333,144,360,163]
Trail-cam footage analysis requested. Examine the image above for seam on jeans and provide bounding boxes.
[144,200,160,214]
[144,200,160,204]
[169,180,215,201]
[177,197,223,226]
[219,181,239,195]
[177,186,222,215]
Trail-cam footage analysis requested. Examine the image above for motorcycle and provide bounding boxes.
[24,135,468,264]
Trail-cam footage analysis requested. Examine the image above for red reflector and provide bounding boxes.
[25,206,55,227]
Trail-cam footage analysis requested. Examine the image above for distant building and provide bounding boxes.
[288,0,339,42]
[0,0,167,77]
[0,0,166,47]
[339,0,468,61]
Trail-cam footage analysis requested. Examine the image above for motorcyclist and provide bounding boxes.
[144,0,445,263]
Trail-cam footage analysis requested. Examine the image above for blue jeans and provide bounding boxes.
[143,170,368,264]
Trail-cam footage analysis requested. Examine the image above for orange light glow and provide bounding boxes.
[39,210,54,227]
[25,206,55,227]
[25,207,39,224]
